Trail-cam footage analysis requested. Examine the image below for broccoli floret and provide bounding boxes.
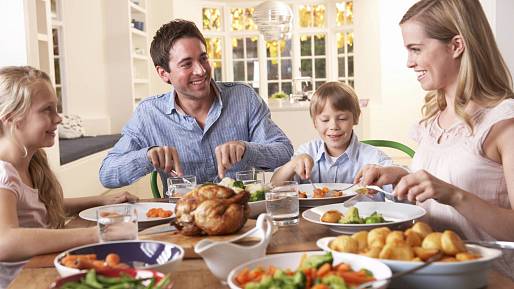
[249,190,265,202]
[233,180,245,189]
[339,207,364,224]
[321,275,348,289]
[292,271,307,288]
[246,183,267,202]
[299,252,334,270]
[364,211,385,224]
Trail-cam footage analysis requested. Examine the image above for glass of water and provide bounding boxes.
[97,205,138,242]
[167,175,197,199]
[265,181,299,226]
[236,169,266,185]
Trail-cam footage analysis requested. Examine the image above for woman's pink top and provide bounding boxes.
[410,99,514,278]
[0,160,48,288]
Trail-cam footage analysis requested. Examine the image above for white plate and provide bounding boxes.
[227,251,392,289]
[317,237,502,289]
[298,183,358,207]
[78,202,175,222]
[302,202,426,234]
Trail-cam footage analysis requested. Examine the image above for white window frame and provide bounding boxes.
[200,0,354,100]
[51,0,67,113]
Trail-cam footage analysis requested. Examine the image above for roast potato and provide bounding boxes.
[321,210,343,223]
[330,235,359,253]
[441,230,466,255]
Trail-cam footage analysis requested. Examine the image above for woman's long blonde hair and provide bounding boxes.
[0,66,65,228]
[400,0,514,130]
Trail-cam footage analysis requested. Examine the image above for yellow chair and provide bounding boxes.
[361,139,415,158]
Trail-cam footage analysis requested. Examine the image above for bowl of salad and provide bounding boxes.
[228,251,391,289]
[219,177,268,218]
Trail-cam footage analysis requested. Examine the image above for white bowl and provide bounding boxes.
[54,240,184,277]
[248,200,266,218]
[317,237,502,289]
[227,251,392,289]
[303,202,426,234]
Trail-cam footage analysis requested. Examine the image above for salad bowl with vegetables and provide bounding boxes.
[219,177,268,218]
[227,251,391,289]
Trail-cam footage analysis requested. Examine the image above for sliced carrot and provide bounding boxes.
[316,263,332,278]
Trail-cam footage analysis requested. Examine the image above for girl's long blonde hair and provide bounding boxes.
[400,0,514,130]
[0,66,65,228]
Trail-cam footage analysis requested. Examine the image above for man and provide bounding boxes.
[99,19,293,189]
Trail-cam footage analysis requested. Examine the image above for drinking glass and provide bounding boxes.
[97,205,138,242]
[166,175,197,199]
[235,169,265,185]
[265,181,299,226]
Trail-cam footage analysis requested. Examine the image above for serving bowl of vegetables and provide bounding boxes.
[219,177,268,218]
[227,251,391,289]
[50,268,173,289]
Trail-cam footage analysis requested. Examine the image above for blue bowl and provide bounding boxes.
[54,240,184,277]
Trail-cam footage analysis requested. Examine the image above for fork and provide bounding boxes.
[308,179,319,191]
[355,252,444,289]
[170,169,193,185]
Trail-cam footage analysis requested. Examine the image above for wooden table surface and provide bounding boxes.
[7,200,514,289]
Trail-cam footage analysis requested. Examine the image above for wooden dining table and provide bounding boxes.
[7,199,514,289]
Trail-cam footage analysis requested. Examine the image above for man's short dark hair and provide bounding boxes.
[150,19,207,72]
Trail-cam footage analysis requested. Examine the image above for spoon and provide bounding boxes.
[355,252,444,289]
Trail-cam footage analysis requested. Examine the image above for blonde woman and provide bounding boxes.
[0,66,138,287]
[356,0,514,278]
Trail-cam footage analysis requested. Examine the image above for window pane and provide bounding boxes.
[54,58,60,83]
[315,59,326,78]
[300,59,313,77]
[232,38,244,59]
[56,87,62,113]
[313,5,326,27]
[212,61,222,81]
[316,81,325,89]
[246,37,258,58]
[349,79,354,88]
[52,29,59,54]
[244,8,257,30]
[298,5,313,27]
[300,35,312,56]
[281,82,292,95]
[233,61,245,81]
[346,32,354,53]
[281,59,292,79]
[231,8,257,31]
[206,37,222,60]
[281,40,291,57]
[336,1,353,26]
[268,83,279,96]
[314,34,326,56]
[247,61,255,81]
[338,57,345,78]
[203,8,221,31]
[299,4,325,28]
[336,33,344,54]
[348,56,354,77]
[268,59,279,80]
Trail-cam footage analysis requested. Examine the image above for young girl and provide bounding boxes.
[271,82,391,184]
[0,66,138,287]
[356,0,514,278]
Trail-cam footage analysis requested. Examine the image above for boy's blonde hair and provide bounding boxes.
[310,82,361,125]
[400,0,514,130]
[0,66,65,228]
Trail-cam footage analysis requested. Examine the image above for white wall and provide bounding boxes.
[488,0,514,80]
[0,1,28,67]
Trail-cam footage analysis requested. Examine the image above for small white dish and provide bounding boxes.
[302,202,426,234]
[54,240,184,277]
[298,182,358,208]
[79,202,175,222]
[194,213,274,282]
[248,200,266,218]
[317,237,502,289]
[227,251,392,289]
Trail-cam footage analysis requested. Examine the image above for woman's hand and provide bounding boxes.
[394,170,463,205]
[354,165,409,186]
[101,191,139,205]
[289,154,314,180]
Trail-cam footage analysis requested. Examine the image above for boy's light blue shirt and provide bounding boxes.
[294,132,392,184]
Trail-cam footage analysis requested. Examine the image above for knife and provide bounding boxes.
[139,223,177,235]
[465,240,514,250]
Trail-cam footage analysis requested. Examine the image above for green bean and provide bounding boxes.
[84,270,103,289]
[153,275,171,289]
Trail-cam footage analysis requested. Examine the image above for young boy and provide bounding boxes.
[271,82,392,184]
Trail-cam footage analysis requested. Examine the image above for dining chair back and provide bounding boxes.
[361,139,415,158]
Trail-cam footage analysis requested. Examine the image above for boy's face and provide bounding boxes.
[313,101,355,157]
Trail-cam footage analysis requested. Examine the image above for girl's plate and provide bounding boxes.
[302,202,426,234]
[78,202,175,222]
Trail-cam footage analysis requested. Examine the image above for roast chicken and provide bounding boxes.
[173,184,249,236]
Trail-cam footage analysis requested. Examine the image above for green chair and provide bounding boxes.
[361,139,415,158]
[150,171,162,198]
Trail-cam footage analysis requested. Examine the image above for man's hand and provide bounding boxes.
[147,146,183,175]
[215,141,246,178]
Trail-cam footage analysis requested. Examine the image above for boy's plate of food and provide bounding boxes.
[302,202,426,234]
[79,202,176,222]
[297,183,358,207]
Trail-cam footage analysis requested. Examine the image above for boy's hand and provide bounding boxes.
[290,154,314,180]
[101,191,139,205]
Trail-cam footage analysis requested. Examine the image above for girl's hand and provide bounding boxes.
[290,154,314,180]
[394,170,463,205]
[354,165,408,187]
[101,191,139,205]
